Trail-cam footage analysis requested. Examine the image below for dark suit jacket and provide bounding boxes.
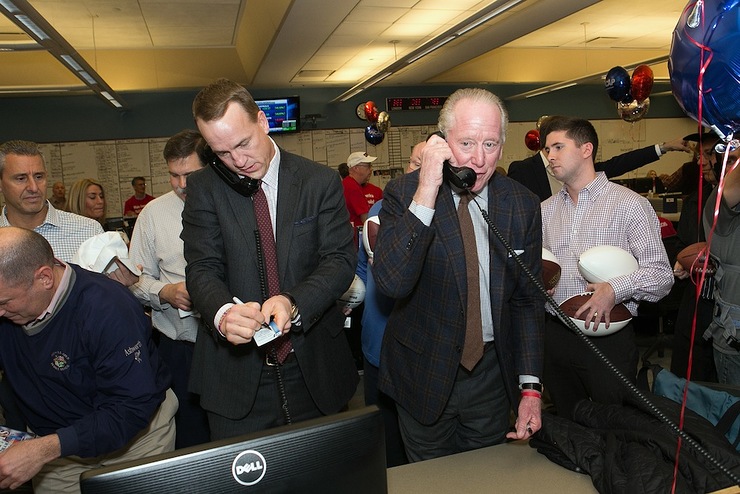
[373,172,545,425]
[181,149,359,420]
[508,146,661,202]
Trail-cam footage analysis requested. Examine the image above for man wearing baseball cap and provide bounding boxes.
[342,151,382,228]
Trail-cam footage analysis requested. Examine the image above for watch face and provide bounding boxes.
[356,103,367,120]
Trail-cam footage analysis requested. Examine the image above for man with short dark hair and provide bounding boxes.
[123,176,154,216]
[0,227,175,493]
[0,140,103,261]
[127,129,211,448]
[181,78,358,440]
[508,121,691,202]
[540,116,673,419]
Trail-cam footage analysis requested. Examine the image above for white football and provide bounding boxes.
[559,293,632,337]
[567,315,631,337]
[578,245,638,283]
[362,215,380,259]
[337,275,366,310]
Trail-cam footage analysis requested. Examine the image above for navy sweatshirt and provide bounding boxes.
[0,264,170,458]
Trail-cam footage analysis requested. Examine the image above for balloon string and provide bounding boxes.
[673,3,710,493]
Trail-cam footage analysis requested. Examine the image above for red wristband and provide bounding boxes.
[521,390,541,399]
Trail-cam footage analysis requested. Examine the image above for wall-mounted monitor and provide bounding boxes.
[255,96,300,134]
[79,406,387,494]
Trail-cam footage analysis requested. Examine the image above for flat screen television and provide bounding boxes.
[79,406,386,494]
[255,96,300,134]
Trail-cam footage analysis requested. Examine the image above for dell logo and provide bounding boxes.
[232,450,267,486]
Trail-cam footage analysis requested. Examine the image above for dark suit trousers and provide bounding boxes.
[363,358,408,467]
[544,316,638,420]
[395,343,510,462]
[206,354,322,440]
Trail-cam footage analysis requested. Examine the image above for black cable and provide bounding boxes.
[470,194,740,486]
[254,229,292,425]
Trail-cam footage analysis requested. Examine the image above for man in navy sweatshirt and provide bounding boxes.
[0,227,176,493]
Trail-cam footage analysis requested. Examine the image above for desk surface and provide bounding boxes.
[387,440,597,494]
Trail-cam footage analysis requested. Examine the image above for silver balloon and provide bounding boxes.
[617,97,650,122]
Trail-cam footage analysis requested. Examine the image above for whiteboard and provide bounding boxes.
[1,117,698,214]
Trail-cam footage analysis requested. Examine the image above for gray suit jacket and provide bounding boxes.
[181,149,359,419]
[374,171,545,425]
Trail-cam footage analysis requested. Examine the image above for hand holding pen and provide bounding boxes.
[217,297,266,346]
[232,297,286,346]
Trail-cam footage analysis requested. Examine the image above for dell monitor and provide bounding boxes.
[255,96,300,134]
[80,406,386,494]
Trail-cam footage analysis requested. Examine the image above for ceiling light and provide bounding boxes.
[363,72,393,88]
[0,0,126,109]
[332,0,529,103]
[60,54,83,72]
[455,0,525,36]
[507,55,669,101]
[0,0,18,14]
[407,36,457,65]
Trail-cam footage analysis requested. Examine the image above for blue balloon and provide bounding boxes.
[669,0,740,139]
[605,66,632,103]
[365,124,384,145]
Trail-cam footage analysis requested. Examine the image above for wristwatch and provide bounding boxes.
[280,292,299,321]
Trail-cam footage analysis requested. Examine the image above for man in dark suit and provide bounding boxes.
[373,88,545,462]
[508,125,690,201]
[181,78,359,439]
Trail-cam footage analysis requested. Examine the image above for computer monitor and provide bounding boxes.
[254,96,300,134]
[80,406,386,494]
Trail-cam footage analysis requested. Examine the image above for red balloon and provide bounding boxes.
[524,129,540,151]
[364,101,379,123]
[630,65,654,103]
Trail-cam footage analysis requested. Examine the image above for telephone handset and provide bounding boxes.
[203,145,261,197]
[430,131,476,190]
[443,159,476,190]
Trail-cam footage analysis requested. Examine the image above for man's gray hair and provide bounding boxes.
[437,88,508,144]
[0,140,46,177]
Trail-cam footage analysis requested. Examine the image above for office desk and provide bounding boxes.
[387,440,597,493]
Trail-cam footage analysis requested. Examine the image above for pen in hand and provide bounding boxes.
[232,297,271,329]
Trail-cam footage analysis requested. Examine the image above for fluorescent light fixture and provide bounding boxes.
[407,36,457,64]
[338,88,365,102]
[455,0,525,36]
[0,0,126,109]
[332,0,529,103]
[0,0,18,13]
[363,71,393,88]
[78,71,96,85]
[15,15,48,40]
[60,54,83,72]
[508,56,669,101]
[523,82,577,98]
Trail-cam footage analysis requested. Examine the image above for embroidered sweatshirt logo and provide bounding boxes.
[124,340,143,363]
[51,351,70,371]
